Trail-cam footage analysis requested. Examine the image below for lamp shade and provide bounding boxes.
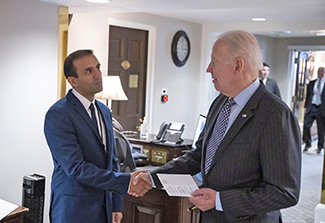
[95,76,128,101]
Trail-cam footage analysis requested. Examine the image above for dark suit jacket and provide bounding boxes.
[151,83,301,223]
[304,79,325,116]
[44,90,130,223]
[265,78,281,99]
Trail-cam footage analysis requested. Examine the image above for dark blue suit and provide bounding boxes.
[44,89,130,223]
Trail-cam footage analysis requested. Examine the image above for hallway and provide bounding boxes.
[282,141,324,223]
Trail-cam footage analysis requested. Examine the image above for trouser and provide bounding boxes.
[303,104,325,148]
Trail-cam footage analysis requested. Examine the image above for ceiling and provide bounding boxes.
[39,0,325,38]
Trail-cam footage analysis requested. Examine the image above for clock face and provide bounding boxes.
[177,36,189,61]
[171,30,191,67]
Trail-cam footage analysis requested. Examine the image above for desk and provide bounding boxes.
[122,189,200,223]
[126,133,193,165]
[123,134,200,223]
[0,206,29,223]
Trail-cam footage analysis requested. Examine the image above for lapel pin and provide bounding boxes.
[242,114,247,118]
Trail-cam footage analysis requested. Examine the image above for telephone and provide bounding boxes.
[152,122,185,144]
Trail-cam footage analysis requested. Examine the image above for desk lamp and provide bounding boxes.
[95,75,128,109]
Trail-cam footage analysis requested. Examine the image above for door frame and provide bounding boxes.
[107,18,156,133]
[287,45,325,107]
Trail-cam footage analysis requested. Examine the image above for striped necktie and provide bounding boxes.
[205,98,236,174]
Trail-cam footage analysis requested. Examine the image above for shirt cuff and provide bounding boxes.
[150,174,156,188]
[215,191,223,211]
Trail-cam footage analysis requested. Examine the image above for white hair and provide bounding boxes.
[216,30,263,71]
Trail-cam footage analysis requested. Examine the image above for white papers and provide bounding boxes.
[0,199,19,220]
[157,174,199,197]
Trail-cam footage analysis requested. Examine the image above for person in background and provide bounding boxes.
[135,30,301,223]
[44,49,151,223]
[258,62,282,98]
[303,67,325,154]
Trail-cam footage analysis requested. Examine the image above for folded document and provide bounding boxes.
[157,174,199,197]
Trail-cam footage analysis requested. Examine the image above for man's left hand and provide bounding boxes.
[189,188,217,212]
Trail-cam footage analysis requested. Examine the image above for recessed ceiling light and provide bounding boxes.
[283,31,292,34]
[316,33,325,36]
[252,18,266,22]
[86,0,110,3]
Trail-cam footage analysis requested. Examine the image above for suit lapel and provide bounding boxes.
[206,83,268,175]
[67,91,102,142]
[265,79,270,88]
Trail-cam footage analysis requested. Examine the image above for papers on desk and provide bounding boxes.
[157,174,199,197]
[0,199,19,220]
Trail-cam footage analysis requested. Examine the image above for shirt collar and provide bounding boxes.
[233,78,260,109]
[258,76,267,85]
[71,89,96,110]
[262,77,267,85]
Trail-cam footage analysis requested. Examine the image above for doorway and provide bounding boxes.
[285,48,325,222]
[290,50,325,124]
[108,26,149,131]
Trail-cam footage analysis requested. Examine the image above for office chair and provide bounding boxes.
[112,117,124,132]
[112,117,138,136]
[113,129,136,173]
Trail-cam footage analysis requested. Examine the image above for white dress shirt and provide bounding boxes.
[71,89,106,151]
[312,77,324,105]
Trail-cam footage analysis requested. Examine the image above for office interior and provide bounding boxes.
[1,0,325,222]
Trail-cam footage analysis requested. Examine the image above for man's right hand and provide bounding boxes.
[128,171,152,197]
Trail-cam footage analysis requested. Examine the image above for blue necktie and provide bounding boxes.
[89,103,99,135]
[205,98,236,174]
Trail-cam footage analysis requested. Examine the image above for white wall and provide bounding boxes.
[255,35,275,69]
[68,12,203,139]
[0,1,59,222]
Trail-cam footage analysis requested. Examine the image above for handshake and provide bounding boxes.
[128,171,152,197]
[127,171,217,212]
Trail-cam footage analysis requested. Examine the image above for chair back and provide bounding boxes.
[113,129,136,172]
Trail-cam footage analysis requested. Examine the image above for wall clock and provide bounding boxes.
[171,30,191,67]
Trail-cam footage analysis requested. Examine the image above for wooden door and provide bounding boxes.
[108,26,148,131]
